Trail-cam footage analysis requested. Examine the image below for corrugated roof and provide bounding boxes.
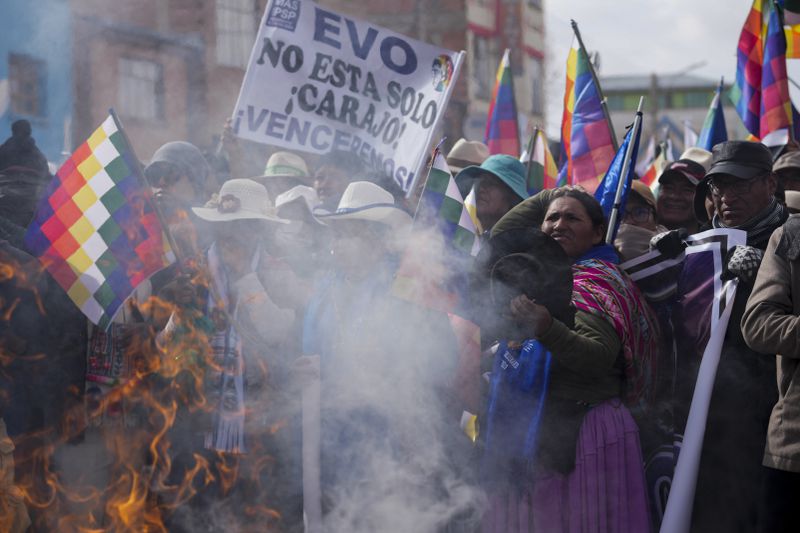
[601,74,726,92]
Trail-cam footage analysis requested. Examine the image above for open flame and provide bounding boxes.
[1,253,282,532]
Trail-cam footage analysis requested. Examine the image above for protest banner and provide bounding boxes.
[232,0,465,195]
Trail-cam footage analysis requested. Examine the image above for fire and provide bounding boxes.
[1,255,283,532]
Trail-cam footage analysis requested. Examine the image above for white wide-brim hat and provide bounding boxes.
[192,178,289,224]
[276,185,325,224]
[314,181,411,230]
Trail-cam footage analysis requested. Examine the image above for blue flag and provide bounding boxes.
[594,116,642,242]
[697,79,728,150]
[481,340,551,488]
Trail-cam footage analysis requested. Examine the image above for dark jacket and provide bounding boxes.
[689,212,786,533]
[0,241,86,437]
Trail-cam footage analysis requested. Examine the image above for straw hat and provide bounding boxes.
[275,185,323,223]
[679,147,713,173]
[314,181,411,230]
[447,138,490,174]
[256,151,311,181]
[192,179,288,223]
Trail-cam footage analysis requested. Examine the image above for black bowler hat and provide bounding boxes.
[705,140,773,181]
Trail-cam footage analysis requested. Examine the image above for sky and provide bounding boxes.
[542,0,775,137]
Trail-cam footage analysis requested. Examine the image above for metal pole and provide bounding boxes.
[410,144,443,222]
[774,0,795,141]
[605,97,644,244]
[503,48,521,152]
[524,126,539,186]
[571,20,619,150]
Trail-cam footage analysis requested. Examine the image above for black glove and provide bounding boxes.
[649,228,689,259]
[721,245,764,284]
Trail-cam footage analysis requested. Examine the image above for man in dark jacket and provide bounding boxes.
[688,141,788,532]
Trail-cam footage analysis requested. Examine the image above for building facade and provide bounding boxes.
[70,0,272,161]
[66,0,545,163]
[463,0,546,147]
[602,73,746,155]
[0,0,73,163]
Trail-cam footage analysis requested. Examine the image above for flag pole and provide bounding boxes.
[524,126,539,187]
[605,97,644,244]
[410,141,444,222]
[571,20,619,151]
[774,0,795,142]
[504,48,521,150]
[108,108,186,266]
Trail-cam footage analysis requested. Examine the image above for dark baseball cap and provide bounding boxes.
[705,140,773,181]
[659,159,706,187]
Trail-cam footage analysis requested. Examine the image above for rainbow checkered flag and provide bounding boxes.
[731,0,792,144]
[558,35,616,193]
[24,112,173,329]
[393,150,479,315]
[785,0,800,57]
[485,49,520,156]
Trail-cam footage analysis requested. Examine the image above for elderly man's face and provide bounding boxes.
[709,173,776,226]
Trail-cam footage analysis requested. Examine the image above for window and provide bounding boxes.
[685,90,713,109]
[118,58,164,121]
[472,36,495,101]
[671,91,686,109]
[607,93,641,112]
[216,0,257,68]
[529,56,544,115]
[9,53,46,117]
[607,94,625,112]
[668,90,713,109]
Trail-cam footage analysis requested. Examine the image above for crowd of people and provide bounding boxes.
[3,115,800,533]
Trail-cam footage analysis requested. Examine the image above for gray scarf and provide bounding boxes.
[712,197,788,249]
